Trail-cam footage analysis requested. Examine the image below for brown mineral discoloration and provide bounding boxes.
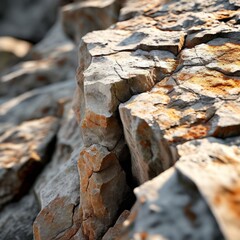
[78,145,129,240]
[184,203,197,223]
[214,183,240,219]
[177,70,240,97]
[81,111,108,129]
[166,124,211,143]
[33,197,76,240]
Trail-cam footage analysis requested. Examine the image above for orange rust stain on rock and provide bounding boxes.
[178,71,240,96]
[139,232,148,240]
[213,10,240,21]
[180,124,210,140]
[137,121,150,136]
[169,124,210,143]
[207,43,240,65]
[214,184,240,219]
[82,112,108,129]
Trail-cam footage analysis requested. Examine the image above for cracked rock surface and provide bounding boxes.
[73,0,240,239]
[0,0,240,239]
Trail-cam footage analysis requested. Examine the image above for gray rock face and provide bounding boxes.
[1,0,240,239]
[0,193,40,240]
[34,104,82,201]
[33,147,82,240]
[72,0,240,239]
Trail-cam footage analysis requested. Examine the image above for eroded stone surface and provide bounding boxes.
[0,193,39,240]
[120,35,240,183]
[78,144,129,240]
[33,147,82,240]
[34,103,82,200]
[122,137,240,240]
[73,0,240,239]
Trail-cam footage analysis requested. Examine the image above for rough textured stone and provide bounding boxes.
[33,147,82,240]
[122,137,240,240]
[119,35,240,184]
[78,144,129,240]
[0,57,75,100]
[74,37,178,149]
[72,0,240,239]
[1,0,240,239]
[0,116,59,208]
[0,193,39,240]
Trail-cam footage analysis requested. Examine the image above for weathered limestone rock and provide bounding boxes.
[119,34,240,184]
[122,137,240,240]
[72,1,240,239]
[78,144,129,240]
[61,0,121,42]
[0,116,59,208]
[33,147,82,240]
[0,19,77,103]
[102,210,130,240]
[0,193,39,240]
[74,34,179,149]
[177,138,240,240]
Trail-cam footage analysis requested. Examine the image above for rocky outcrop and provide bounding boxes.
[72,0,240,239]
[0,0,240,239]
[102,210,130,240]
[34,148,82,240]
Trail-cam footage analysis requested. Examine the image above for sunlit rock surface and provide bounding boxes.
[0,0,240,239]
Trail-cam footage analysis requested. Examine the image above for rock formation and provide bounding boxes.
[0,0,239,240]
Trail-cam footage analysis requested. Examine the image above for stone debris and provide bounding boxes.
[0,0,240,239]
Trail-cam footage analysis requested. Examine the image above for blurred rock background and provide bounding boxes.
[0,0,240,240]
